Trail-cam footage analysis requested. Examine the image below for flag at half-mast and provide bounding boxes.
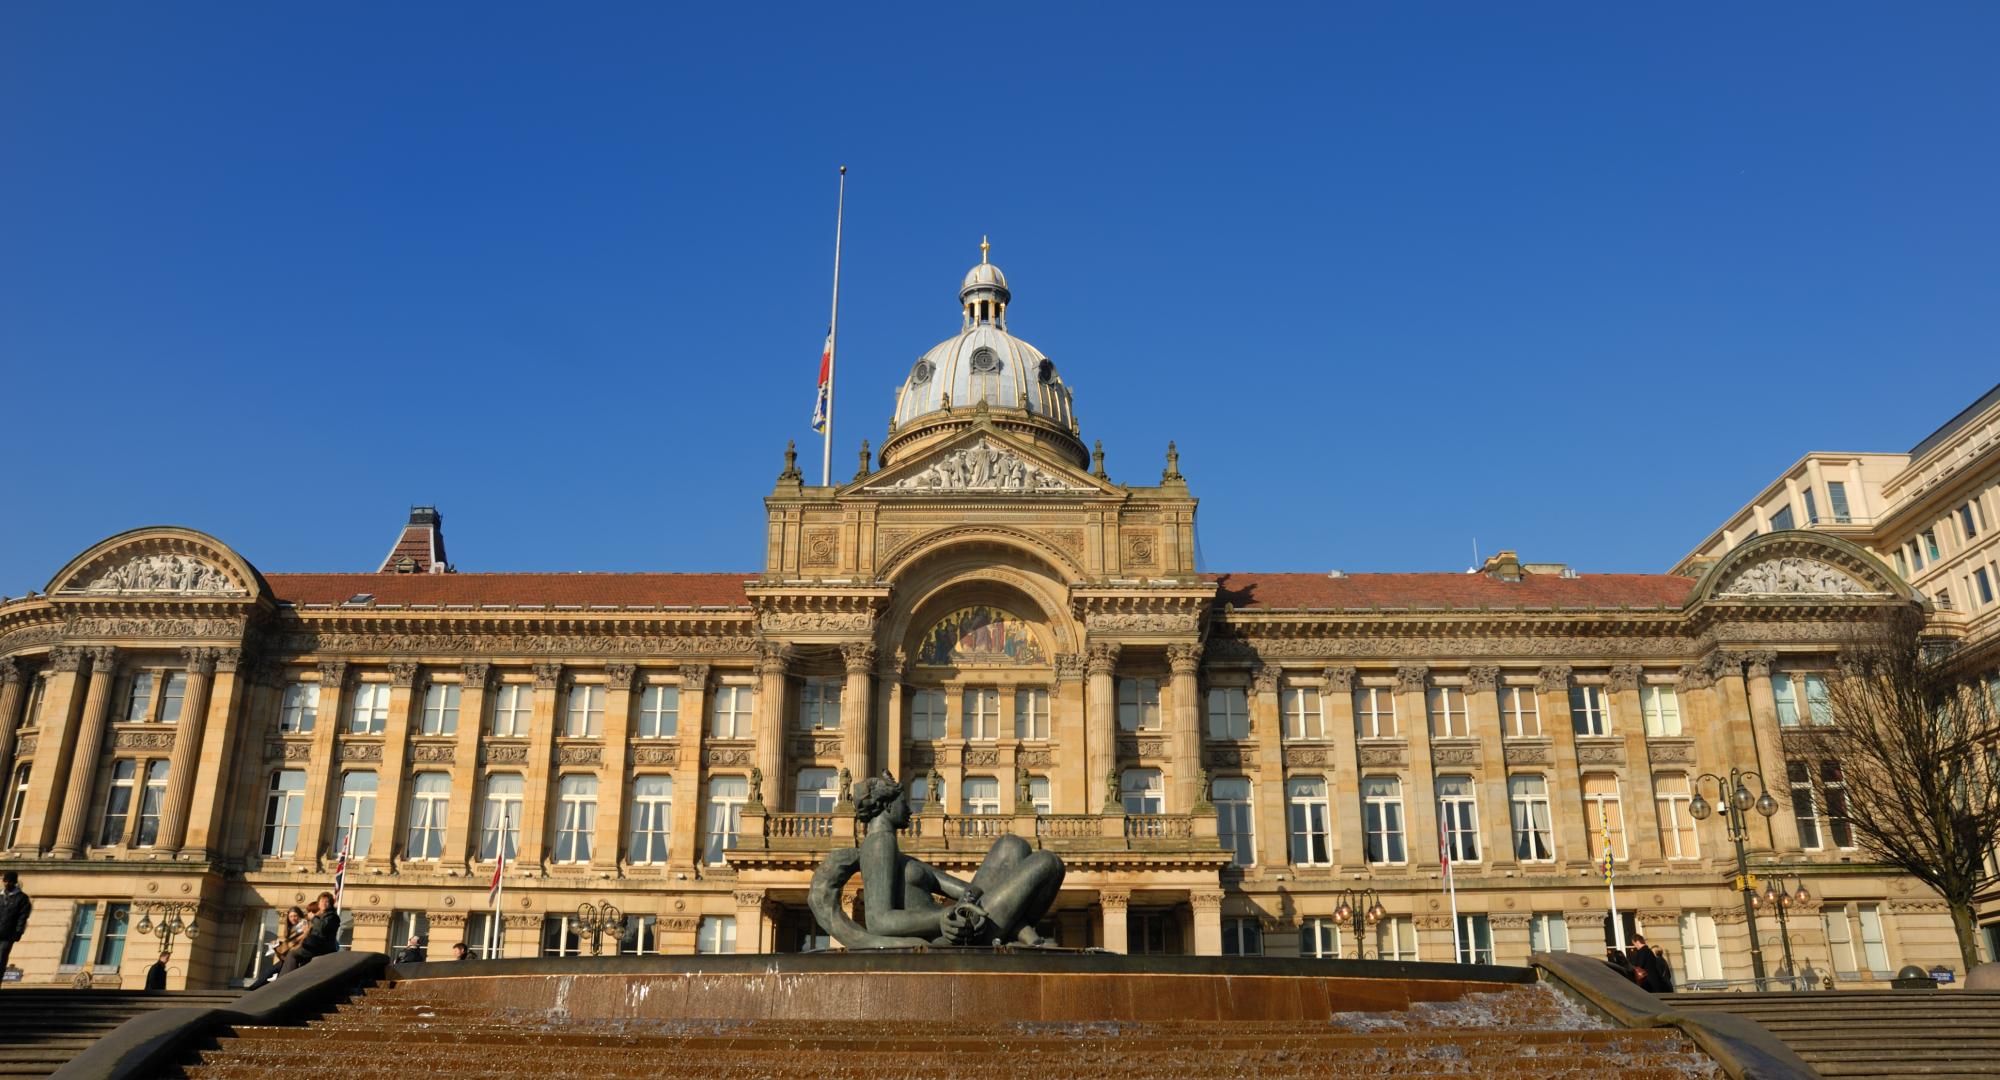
[811,327,833,434]
[1438,816,1453,888]
[331,828,351,909]
[487,838,507,908]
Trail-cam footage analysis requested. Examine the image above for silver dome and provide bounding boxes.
[894,321,1075,429]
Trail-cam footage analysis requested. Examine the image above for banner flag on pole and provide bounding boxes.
[810,328,833,434]
[331,812,352,909]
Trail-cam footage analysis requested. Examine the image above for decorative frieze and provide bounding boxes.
[1503,742,1552,766]
[1016,748,1054,768]
[631,745,679,766]
[706,744,754,767]
[964,748,999,767]
[1357,743,1407,768]
[1283,746,1330,768]
[112,728,174,752]
[1574,739,1624,767]
[339,741,384,763]
[1210,635,1695,661]
[409,741,456,765]
[481,742,529,766]
[556,743,603,767]
[762,611,873,633]
[1118,736,1168,759]
[1202,746,1249,769]
[276,631,758,658]
[263,739,312,763]
[1646,739,1696,765]
[1432,743,1479,767]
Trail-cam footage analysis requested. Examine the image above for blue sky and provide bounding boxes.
[2,4,1994,589]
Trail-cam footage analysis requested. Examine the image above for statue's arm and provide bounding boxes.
[930,867,978,902]
[859,845,944,938]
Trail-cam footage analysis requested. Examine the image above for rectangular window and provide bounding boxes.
[261,770,305,856]
[1300,917,1342,959]
[420,683,460,736]
[710,685,753,739]
[4,765,30,849]
[800,679,842,731]
[135,761,168,847]
[1117,678,1160,731]
[552,775,597,863]
[1583,775,1626,862]
[1979,568,1996,607]
[1437,775,1480,863]
[391,911,430,957]
[1824,907,1857,979]
[1128,911,1177,955]
[123,673,154,723]
[1121,768,1164,815]
[1377,916,1418,962]
[98,760,137,846]
[628,775,674,864]
[1015,688,1050,740]
[907,775,930,814]
[564,685,605,738]
[1893,549,1908,578]
[465,912,505,959]
[1858,904,1890,975]
[1027,776,1051,814]
[1529,913,1569,954]
[1770,505,1795,532]
[1909,539,1927,571]
[1822,761,1854,848]
[1457,914,1493,965]
[1501,686,1541,737]
[1828,481,1852,524]
[697,915,737,954]
[1206,687,1249,740]
[1804,489,1820,525]
[1363,777,1406,864]
[705,776,748,864]
[541,915,583,958]
[1788,761,1822,849]
[1282,686,1324,740]
[62,905,98,968]
[1213,777,1254,867]
[964,775,1002,815]
[236,909,282,988]
[1804,674,1833,725]
[1286,776,1331,865]
[405,772,450,859]
[1679,912,1724,983]
[280,682,319,733]
[619,915,661,956]
[1654,773,1699,860]
[1355,687,1398,738]
[637,685,679,739]
[334,771,377,858]
[95,903,130,968]
[909,689,946,740]
[963,687,1001,740]
[1508,775,1555,862]
[1428,686,1469,738]
[480,774,524,860]
[1569,686,1609,736]
[795,767,838,814]
[1640,685,1681,737]
[1221,917,1263,957]
[348,683,390,735]
[159,673,187,724]
[1926,528,1942,561]
[1773,676,1800,727]
[491,684,533,738]
[1963,503,1981,540]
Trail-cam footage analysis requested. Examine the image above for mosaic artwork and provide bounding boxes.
[918,606,1046,665]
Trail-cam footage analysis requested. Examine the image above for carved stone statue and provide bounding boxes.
[1721,556,1867,596]
[881,439,1087,493]
[73,553,242,596]
[807,772,1065,949]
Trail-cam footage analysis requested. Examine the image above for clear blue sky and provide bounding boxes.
[3,4,1995,590]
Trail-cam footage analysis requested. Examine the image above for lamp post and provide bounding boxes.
[575,901,625,956]
[1753,874,1811,988]
[1333,888,1385,961]
[135,903,198,955]
[1688,768,1779,986]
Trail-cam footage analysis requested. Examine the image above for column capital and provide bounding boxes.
[1052,652,1086,683]
[1607,664,1643,693]
[317,660,348,689]
[756,643,793,676]
[1085,642,1120,677]
[532,663,564,690]
[1166,642,1202,676]
[213,647,244,674]
[1098,888,1130,911]
[1395,664,1429,693]
[1740,650,1777,679]
[1321,665,1356,693]
[1707,649,1743,679]
[48,647,85,673]
[604,664,638,692]
[389,661,420,688]
[733,888,769,912]
[1467,665,1500,693]
[0,658,20,685]
[86,646,118,672]
[1251,664,1280,695]
[179,647,218,676]
[459,662,492,690]
[677,663,710,690]
[1676,661,1715,691]
[1536,664,1573,693]
[1189,890,1225,913]
[841,641,878,675]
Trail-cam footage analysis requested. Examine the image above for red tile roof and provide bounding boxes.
[1210,572,1696,611]
[263,573,755,608]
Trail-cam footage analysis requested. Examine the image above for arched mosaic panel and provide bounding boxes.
[917,606,1046,666]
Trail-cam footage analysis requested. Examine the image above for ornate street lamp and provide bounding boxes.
[1332,888,1385,961]
[1752,874,1813,988]
[575,901,626,956]
[135,903,199,955]
[1688,768,1780,985]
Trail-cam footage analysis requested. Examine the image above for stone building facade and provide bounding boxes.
[0,255,1967,989]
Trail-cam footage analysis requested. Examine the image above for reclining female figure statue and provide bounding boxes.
[807,772,1066,949]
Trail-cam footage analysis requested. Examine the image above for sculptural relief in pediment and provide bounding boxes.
[1719,556,1871,597]
[64,553,245,596]
[869,438,1092,494]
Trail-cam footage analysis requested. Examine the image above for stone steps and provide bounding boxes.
[1667,990,2000,1078]
[0,989,240,1078]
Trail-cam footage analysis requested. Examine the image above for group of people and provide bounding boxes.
[252,891,344,988]
[1605,934,1676,993]
[5,871,175,990]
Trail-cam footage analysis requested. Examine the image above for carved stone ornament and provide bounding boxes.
[180,647,219,677]
[318,661,348,690]
[1017,748,1054,768]
[68,553,244,596]
[762,611,873,633]
[12,735,34,758]
[1203,746,1247,769]
[1721,557,1869,596]
[1252,665,1280,695]
[461,662,494,690]
[1088,612,1197,634]
[1045,529,1085,561]
[1357,743,1406,768]
[1395,666,1429,693]
[532,664,563,690]
[339,741,384,763]
[1166,643,1203,674]
[1466,666,1500,693]
[876,438,1093,493]
[1085,642,1120,676]
[1322,666,1356,693]
[1189,890,1225,913]
[389,662,420,688]
[964,748,999,767]
[707,746,753,767]
[603,664,637,692]
[113,729,174,752]
[0,627,63,658]
[481,742,530,766]
[1575,740,1624,766]
[409,742,456,765]
[557,743,603,767]
[0,658,21,686]
[1607,665,1642,693]
[678,663,710,690]
[801,528,838,569]
[1647,740,1695,765]
[282,630,758,658]
[841,641,878,674]
[1283,746,1327,768]
[1052,652,1086,682]
[263,739,312,763]
[632,745,679,766]
[1124,530,1158,568]
[45,646,85,674]
[1209,635,1694,662]
[1503,742,1551,765]
[1118,736,1168,759]
[428,911,467,929]
[1741,650,1776,679]
[757,643,793,674]
[1098,890,1130,911]
[1676,662,1715,691]
[1432,744,1478,767]
[813,736,842,757]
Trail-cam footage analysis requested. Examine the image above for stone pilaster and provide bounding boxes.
[1051,652,1085,812]
[1190,889,1225,957]
[518,663,563,868]
[371,661,421,863]
[1608,664,1663,864]
[1538,664,1587,865]
[1166,643,1202,810]
[1084,643,1119,812]
[669,663,708,867]
[1741,650,1798,851]
[1466,665,1512,870]
[1395,665,1437,875]
[155,646,218,854]
[443,663,490,868]
[0,659,27,808]
[295,660,347,867]
[1099,888,1130,954]
[1250,664,1288,868]
[594,664,637,871]
[52,647,118,858]
[841,642,876,783]
[16,647,84,853]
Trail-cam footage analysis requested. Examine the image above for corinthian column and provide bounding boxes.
[1084,643,1120,811]
[1166,643,1202,811]
[755,644,792,807]
[52,647,118,858]
[0,659,27,799]
[155,647,218,854]
[841,642,876,782]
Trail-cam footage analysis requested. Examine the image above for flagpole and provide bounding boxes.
[822,165,846,487]
[1602,804,1626,951]
[489,809,510,959]
[1442,816,1462,962]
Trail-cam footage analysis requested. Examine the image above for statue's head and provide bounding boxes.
[854,772,909,827]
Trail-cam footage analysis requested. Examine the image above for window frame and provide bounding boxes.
[1117,677,1161,732]
[1206,686,1249,740]
[551,774,598,864]
[627,774,675,865]
[1501,686,1541,738]
[709,685,754,739]
[405,771,450,860]
[637,684,680,739]
[1427,685,1470,739]
[1508,774,1555,863]
[1362,776,1406,865]
[1286,775,1332,866]
[1355,686,1398,738]
[1015,687,1051,740]
[1569,685,1610,737]
[1282,685,1324,740]
[490,683,534,738]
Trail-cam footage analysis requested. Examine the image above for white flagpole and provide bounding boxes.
[822,165,846,487]
[1442,816,1462,962]
[488,809,509,959]
[1602,803,1626,951]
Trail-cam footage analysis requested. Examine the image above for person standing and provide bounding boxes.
[0,872,29,975]
[1628,935,1675,993]
[144,951,170,991]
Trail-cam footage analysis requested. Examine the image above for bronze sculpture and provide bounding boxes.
[808,773,1065,949]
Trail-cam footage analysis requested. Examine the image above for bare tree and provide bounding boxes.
[1789,614,2000,972]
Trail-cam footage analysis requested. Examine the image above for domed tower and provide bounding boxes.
[879,240,1088,471]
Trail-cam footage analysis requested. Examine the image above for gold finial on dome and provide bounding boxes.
[980,235,990,264]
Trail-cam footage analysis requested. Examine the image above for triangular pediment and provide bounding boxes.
[853,425,1115,497]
